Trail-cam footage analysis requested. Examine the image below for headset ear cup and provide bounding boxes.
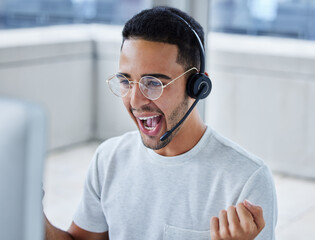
[186,73,212,99]
[186,74,198,99]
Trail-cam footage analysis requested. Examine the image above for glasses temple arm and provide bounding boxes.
[163,67,199,88]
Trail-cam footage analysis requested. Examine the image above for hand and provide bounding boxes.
[210,200,265,240]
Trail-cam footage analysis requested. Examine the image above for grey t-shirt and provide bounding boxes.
[73,126,277,239]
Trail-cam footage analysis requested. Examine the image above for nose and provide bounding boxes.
[129,82,150,109]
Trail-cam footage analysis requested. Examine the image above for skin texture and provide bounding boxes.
[119,39,206,157]
[210,200,265,240]
[44,39,265,240]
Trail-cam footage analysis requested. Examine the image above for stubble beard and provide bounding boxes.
[141,95,190,150]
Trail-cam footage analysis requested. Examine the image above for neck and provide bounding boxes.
[154,109,206,157]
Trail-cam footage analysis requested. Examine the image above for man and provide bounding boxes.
[45,6,277,240]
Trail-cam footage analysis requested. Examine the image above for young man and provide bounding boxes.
[45,6,277,240]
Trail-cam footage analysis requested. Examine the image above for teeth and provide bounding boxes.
[137,115,161,131]
[144,126,154,130]
[138,115,159,121]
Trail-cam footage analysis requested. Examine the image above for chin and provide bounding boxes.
[140,134,171,150]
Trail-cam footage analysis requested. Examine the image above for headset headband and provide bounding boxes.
[172,14,205,73]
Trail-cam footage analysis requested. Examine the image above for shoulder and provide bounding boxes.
[211,128,263,165]
[206,127,271,181]
[90,130,141,167]
[206,128,276,203]
[96,130,140,154]
[86,131,141,180]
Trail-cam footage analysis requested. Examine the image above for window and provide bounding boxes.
[0,0,151,29]
[210,0,315,40]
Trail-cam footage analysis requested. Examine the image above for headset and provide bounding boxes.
[160,13,212,141]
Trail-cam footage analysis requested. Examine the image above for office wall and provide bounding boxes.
[206,33,315,178]
[0,25,136,150]
[0,26,94,149]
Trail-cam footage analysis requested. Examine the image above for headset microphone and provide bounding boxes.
[160,13,212,142]
[160,84,208,141]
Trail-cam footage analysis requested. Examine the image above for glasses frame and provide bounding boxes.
[107,67,198,100]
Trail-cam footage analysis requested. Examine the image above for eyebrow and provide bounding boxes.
[118,72,172,80]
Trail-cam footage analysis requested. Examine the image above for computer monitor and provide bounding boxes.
[0,98,46,240]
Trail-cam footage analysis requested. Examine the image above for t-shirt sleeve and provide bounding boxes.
[237,164,278,240]
[73,149,108,233]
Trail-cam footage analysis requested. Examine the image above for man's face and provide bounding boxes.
[119,39,193,150]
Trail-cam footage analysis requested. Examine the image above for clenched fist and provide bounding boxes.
[210,200,265,240]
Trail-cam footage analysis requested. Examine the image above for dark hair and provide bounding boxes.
[122,6,204,70]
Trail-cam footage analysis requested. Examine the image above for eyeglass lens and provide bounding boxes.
[108,74,164,100]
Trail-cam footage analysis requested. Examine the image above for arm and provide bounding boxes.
[45,215,74,240]
[45,216,109,240]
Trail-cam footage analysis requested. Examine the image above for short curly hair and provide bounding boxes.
[122,6,204,70]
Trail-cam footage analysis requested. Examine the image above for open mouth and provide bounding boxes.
[136,114,163,136]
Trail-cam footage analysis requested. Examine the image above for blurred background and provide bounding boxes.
[0,0,315,239]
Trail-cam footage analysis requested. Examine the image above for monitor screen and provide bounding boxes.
[0,98,46,240]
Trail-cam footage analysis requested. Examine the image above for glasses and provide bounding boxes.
[106,67,198,100]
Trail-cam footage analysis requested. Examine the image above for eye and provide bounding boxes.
[147,80,161,87]
[116,75,129,86]
[119,79,130,85]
